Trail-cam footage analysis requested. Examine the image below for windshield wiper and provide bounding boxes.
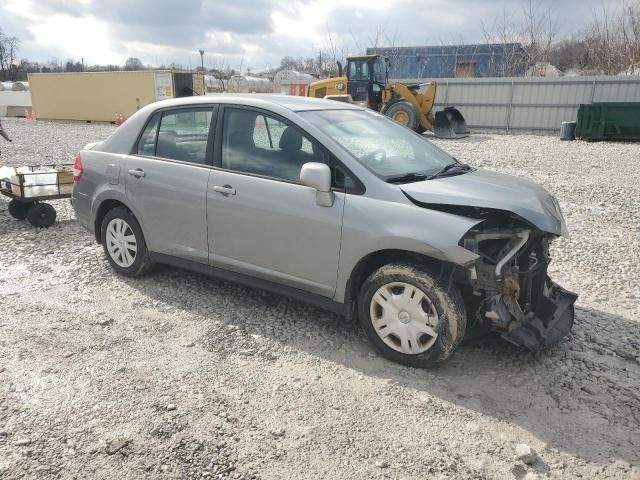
[385,172,428,184]
[427,162,471,180]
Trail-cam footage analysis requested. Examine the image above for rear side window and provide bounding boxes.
[136,113,160,156]
[154,108,214,164]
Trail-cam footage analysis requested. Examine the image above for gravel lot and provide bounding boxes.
[0,117,639,480]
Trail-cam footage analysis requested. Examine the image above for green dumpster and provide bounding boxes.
[576,102,640,141]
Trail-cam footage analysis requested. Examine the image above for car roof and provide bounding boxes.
[151,94,364,112]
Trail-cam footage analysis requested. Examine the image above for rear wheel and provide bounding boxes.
[26,203,56,228]
[358,263,466,367]
[8,199,31,220]
[101,207,153,277]
[384,101,420,131]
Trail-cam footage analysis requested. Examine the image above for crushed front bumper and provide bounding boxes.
[501,280,577,350]
[464,228,578,350]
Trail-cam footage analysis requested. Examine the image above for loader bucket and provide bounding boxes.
[433,107,469,139]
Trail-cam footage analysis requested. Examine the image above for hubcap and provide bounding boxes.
[105,218,137,268]
[369,282,439,355]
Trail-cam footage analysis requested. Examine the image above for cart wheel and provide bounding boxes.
[27,203,57,228]
[8,199,32,220]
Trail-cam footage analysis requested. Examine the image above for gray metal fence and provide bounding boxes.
[397,76,640,132]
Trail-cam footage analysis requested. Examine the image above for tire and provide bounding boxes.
[358,263,466,367]
[100,206,153,277]
[8,199,31,220]
[26,202,56,228]
[384,101,420,131]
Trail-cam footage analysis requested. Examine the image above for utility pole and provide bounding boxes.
[199,50,205,72]
[319,50,322,76]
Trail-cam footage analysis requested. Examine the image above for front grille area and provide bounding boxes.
[516,236,551,314]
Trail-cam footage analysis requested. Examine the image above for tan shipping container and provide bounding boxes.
[28,70,205,122]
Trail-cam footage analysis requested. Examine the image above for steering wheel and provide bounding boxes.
[362,149,387,164]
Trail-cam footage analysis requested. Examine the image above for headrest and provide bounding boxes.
[279,126,302,152]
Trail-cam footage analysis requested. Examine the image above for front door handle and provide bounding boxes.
[213,185,236,196]
[128,168,145,178]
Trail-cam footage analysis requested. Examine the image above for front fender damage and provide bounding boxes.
[463,227,577,350]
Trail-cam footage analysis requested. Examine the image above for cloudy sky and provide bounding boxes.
[1,0,612,72]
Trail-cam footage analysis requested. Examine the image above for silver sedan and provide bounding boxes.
[71,95,577,367]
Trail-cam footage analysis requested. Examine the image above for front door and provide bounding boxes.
[207,107,344,297]
[125,106,215,263]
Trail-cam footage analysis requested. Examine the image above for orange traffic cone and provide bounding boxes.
[24,109,31,120]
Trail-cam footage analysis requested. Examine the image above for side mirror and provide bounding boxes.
[300,162,333,207]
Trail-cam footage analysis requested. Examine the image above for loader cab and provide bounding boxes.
[345,55,388,109]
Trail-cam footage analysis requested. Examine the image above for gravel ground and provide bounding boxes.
[0,117,639,480]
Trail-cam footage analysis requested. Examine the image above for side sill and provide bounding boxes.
[148,252,347,316]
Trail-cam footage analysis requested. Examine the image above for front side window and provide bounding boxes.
[222,108,324,182]
[155,108,214,164]
[299,109,454,179]
[252,115,317,156]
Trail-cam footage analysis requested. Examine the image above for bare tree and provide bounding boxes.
[124,57,144,71]
[481,8,520,76]
[585,0,640,74]
[205,56,247,92]
[0,28,21,81]
[347,25,404,78]
[621,0,640,73]
[208,56,232,91]
[549,38,591,73]
[521,0,558,65]
[380,28,404,78]
[480,0,557,76]
[319,30,347,76]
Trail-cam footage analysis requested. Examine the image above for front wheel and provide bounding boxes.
[384,101,420,131]
[358,263,466,367]
[101,207,153,277]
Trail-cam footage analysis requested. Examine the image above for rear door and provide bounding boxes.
[206,106,345,297]
[125,106,216,263]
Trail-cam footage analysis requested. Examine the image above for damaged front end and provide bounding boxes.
[400,169,577,349]
[461,221,577,350]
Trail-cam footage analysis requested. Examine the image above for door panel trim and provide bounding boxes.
[209,251,335,298]
[148,252,346,315]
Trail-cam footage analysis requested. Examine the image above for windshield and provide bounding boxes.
[299,109,455,179]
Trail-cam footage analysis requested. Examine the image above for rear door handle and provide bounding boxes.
[213,185,236,196]
[128,168,145,178]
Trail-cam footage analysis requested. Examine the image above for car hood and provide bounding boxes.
[401,169,567,236]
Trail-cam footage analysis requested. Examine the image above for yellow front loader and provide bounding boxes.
[307,54,468,138]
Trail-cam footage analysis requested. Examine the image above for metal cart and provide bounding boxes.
[1,164,74,228]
